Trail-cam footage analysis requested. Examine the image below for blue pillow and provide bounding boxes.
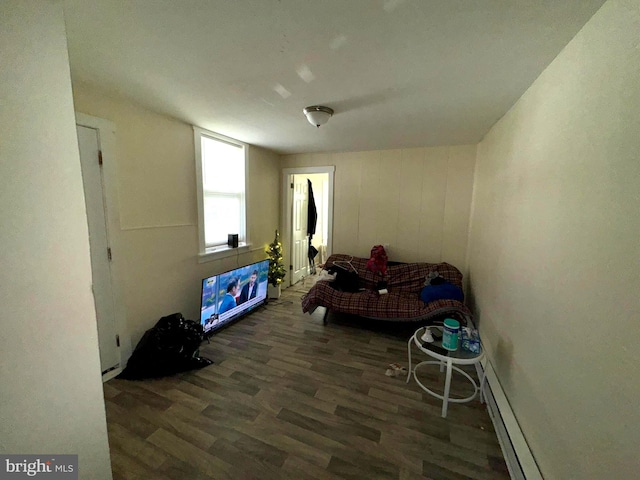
[420,283,463,304]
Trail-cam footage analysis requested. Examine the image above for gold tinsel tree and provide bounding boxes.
[266,230,286,287]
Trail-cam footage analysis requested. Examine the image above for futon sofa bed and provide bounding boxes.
[301,254,471,324]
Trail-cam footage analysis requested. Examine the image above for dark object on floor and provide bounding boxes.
[119,312,213,379]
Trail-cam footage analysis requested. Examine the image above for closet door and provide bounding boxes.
[77,124,120,375]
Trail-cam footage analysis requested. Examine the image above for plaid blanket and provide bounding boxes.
[301,254,472,322]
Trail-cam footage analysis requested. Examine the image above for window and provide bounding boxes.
[194,127,248,260]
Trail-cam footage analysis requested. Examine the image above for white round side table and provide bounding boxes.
[407,325,486,418]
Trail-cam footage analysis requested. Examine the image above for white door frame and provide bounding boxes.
[281,166,335,287]
[75,112,130,382]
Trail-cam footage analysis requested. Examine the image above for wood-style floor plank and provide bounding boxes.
[103,275,509,479]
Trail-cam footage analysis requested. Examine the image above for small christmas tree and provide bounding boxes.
[266,229,286,287]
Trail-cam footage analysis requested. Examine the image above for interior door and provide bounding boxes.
[76,125,120,374]
[290,175,309,285]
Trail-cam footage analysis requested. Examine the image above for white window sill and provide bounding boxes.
[198,243,252,263]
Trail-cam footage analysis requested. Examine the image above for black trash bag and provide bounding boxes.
[118,312,213,380]
[327,267,360,292]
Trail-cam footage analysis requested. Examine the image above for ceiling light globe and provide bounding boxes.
[303,106,334,127]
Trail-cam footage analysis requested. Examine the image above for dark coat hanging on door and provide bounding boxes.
[307,179,318,239]
[307,179,319,273]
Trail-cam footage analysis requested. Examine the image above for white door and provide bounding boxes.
[76,125,120,374]
[290,175,309,285]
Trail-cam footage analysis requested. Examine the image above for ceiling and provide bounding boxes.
[62,0,605,155]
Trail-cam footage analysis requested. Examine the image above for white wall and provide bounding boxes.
[281,146,476,274]
[0,2,112,478]
[467,0,640,477]
[72,83,281,351]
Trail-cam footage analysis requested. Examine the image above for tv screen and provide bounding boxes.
[200,259,269,334]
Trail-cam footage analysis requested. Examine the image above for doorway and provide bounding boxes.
[282,167,335,287]
[75,113,127,381]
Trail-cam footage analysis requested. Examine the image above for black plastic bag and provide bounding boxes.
[328,267,361,292]
[118,313,213,380]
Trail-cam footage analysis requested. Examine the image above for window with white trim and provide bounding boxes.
[194,128,248,258]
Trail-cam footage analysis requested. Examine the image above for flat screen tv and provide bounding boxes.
[200,259,270,335]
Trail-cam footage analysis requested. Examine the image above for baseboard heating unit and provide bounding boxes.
[482,361,543,480]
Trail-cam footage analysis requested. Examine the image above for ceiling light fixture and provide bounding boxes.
[303,105,334,127]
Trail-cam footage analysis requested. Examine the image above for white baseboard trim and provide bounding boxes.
[102,366,122,383]
[482,361,543,480]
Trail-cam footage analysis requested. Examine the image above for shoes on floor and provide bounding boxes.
[385,363,407,377]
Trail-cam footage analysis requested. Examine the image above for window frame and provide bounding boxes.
[194,126,250,262]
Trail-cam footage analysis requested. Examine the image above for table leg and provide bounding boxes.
[406,335,413,383]
[476,362,487,404]
[441,358,453,418]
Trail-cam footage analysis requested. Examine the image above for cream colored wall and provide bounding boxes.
[281,146,476,273]
[72,83,280,351]
[0,2,112,477]
[467,0,640,477]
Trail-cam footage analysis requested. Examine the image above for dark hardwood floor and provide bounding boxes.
[103,276,509,479]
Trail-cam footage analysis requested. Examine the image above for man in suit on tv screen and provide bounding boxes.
[238,270,258,305]
[219,279,240,314]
